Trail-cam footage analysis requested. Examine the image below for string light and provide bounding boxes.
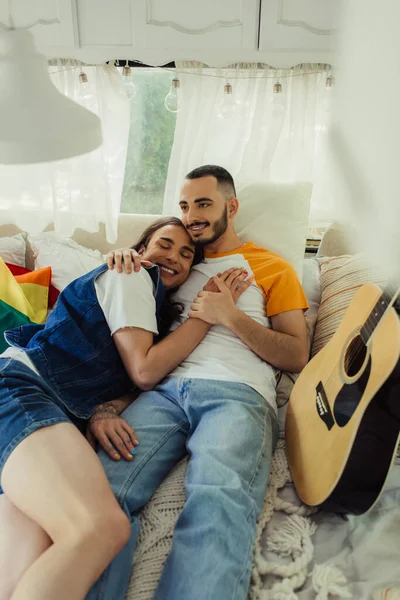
[164,77,180,113]
[270,79,285,117]
[323,73,335,111]
[162,65,331,81]
[326,75,335,88]
[122,64,136,99]
[78,70,88,85]
[49,62,331,81]
[218,82,239,119]
[78,69,95,107]
[50,61,334,116]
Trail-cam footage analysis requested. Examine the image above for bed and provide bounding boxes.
[1,211,399,600]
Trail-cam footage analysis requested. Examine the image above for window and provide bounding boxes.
[120,69,177,215]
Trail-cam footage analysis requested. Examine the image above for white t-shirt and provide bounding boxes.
[169,254,277,411]
[0,268,158,374]
[94,268,159,336]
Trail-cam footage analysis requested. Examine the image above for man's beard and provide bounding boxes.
[194,205,229,247]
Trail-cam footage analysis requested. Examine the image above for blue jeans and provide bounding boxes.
[87,377,278,600]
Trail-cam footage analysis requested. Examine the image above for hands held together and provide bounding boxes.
[189,267,254,326]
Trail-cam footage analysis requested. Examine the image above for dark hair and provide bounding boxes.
[185,165,237,198]
[132,216,203,339]
[131,216,203,265]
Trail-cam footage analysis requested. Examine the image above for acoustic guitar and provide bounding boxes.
[286,282,400,515]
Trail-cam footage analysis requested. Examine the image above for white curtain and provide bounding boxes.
[0,61,130,243]
[164,62,334,225]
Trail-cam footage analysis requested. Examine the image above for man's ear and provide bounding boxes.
[228,197,239,219]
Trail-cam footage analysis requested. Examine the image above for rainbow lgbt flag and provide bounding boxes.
[0,257,51,353]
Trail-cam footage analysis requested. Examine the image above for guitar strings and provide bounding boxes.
[310,286,399,399]
[322,294,383,394]
[331,288,395,376]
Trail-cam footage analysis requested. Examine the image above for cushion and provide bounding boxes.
[6,263,60,308]
[317,222,355,258]
[29,232,103,291]
[236,182,312,281]
[0,258,50,353]
[311,254,385,357]
[0,233,26,267]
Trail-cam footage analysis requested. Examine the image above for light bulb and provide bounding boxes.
[323,75,335,112]
[122,65,136,100]
[326,75,335,88]
[269,81,285,118]
[218,83,239,119]
[164,77,180,113]
[78,71,96,108]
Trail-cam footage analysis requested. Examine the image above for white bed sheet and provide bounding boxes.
[261,461,400,598]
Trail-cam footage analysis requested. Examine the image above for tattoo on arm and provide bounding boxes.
[89,393,137,422]
[90,412,120,422]
[92,402,118,415]
[89,402,119,422]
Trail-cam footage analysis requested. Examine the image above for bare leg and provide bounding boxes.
[0,496,51,600]
[1,423,131,600]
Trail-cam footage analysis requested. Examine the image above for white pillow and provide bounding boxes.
[29,232,103,291]
[236,182,312,281]
[0,233,26,267]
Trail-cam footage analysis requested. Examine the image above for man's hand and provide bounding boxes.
[190,270,253,325]
[86,403,139,461]
[105,248,152,274]
[202,267,247,296]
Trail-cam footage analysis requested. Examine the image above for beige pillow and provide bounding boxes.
[311,254,386,357]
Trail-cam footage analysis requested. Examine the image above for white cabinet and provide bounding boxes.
[7,0,338,66]
[77,0,133,48]
[259,0,338,65]
[20,0,260,64]
[130,0,260,51]
[75,0,260,51]
[0,0,76,50]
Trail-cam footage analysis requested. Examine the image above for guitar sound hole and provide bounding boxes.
[344,335,367,377]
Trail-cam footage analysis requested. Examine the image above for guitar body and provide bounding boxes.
[286,283,400,515]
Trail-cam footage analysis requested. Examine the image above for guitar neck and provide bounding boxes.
[361,285,400,344]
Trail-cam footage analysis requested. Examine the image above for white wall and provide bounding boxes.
[331,0,400,280]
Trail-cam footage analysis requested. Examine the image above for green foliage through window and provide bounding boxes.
[120,69,177,215]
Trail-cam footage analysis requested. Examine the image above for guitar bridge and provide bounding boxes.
[316,382,335,430]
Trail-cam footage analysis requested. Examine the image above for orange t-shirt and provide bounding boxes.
[205,241,308,317]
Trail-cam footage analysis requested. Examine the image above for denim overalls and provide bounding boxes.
[0,263,164,488]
